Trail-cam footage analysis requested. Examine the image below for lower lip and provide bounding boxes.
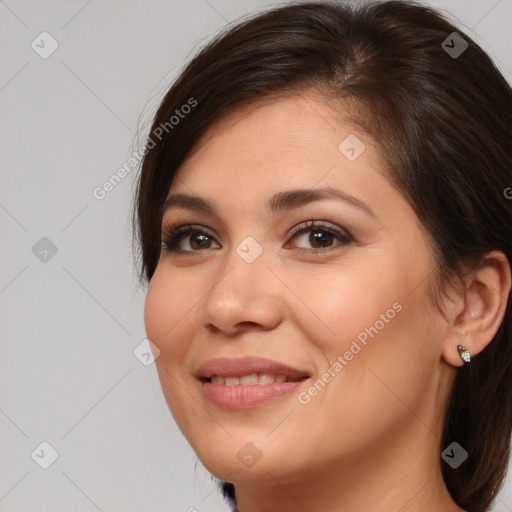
[201,380,306,408]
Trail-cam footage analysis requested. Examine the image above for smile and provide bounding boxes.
[196,357,310,408]
[206,373,305,385]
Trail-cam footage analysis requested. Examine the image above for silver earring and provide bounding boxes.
[457,345,471,364]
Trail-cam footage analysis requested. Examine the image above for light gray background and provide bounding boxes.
[1,0,511,511]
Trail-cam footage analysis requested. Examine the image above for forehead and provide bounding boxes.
[165,92,412,229]
[173,93,373,185]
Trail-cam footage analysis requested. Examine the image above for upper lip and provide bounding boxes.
[196,357,310,380]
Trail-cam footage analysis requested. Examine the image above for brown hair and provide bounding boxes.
[132,1,512,510]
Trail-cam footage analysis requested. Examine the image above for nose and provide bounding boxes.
[199,243,283,337]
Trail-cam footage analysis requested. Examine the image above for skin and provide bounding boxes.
[144,91,511,512]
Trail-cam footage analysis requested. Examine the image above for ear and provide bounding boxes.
[442,250,511,367]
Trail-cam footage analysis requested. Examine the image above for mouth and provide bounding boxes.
[196,357,311,408]
[203,373,308,385]
[196,356,310,382]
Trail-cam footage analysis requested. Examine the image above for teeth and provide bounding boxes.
[208,373,292,385]
[259,373,275,385]
[240,373,259,385]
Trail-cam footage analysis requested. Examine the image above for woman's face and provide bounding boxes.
[144,92,453,487]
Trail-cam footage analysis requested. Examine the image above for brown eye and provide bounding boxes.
[287,220,352,253]
[188,234,213,250]
[161,225,220,254]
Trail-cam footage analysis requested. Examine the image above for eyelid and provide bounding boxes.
[284,220,353,254]
[287,219,351,240]
[161,219,353,255]
[161,223,220,253]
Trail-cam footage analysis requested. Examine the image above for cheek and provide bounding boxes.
[307,234,435,358]
[295,256,437,395]
[143,277,168,347]
[305,269,438,431]
[293,263,405,354]
[144,268,201,427]
[143,265,194,360]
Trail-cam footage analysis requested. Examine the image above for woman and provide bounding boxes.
[133,1,512,510]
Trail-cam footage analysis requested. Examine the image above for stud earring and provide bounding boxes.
[457,345,471,364]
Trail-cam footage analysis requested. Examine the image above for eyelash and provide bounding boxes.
[160,220,353,256]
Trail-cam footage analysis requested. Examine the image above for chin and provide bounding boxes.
[190,433,309,487]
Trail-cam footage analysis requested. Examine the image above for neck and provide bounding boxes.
[232,419,465,512]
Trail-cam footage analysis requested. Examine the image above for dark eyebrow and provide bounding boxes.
[161,187,376,218]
